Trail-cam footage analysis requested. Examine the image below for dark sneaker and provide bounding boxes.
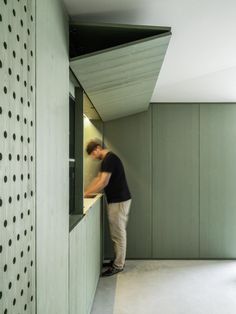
[102,260,114,268]
[101,266,123,277]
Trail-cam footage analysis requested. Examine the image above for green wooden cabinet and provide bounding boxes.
[69,199,102,314]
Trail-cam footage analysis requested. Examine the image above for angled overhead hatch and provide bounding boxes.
[70,23,171,121]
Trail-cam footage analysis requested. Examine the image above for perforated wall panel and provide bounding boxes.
[0,0,35,313]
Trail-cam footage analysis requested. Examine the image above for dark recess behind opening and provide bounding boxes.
[69,24,170,59]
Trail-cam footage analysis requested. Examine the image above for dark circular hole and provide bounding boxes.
[8,282,12,289]
[3,86,7,94]
[17,154,20,161]
[21,174,23,180]
[0,291,2,299]
[0,245,2,253]
[8,111,12,118]
[31,15,33,22]
[25,229,28,235]
[24,304,27,311]
[24,155,27,161]
[0,60,2,68]
[17,194,20,201]
[20,19,23,27]
[0,152,2,160]
[8,68,12,75]
[27,29,30,35]
[4,264,7,272]
[12,50,16,58]
[27,281,30,287]
[16,74,20,81]
[31,226,33,232]
[21,251,24,258]
[31,156,33,162]
[28,101,30,107]
[16,34,20,41]
[31,260,33,266]
[8,239,12,246]
[13,133,16,140]
[13,9,16,16]
[24,43,27,50]
[27,65,30,71]
[31,191,33,196]
[0,14,2,22]
[21,135,23,142]
[24,193,27,199]
[13,91,16,99]
[28,137,30,143]
[13,216,16,223]
[4,0,7,5]
[28,209,30,215]
[4,176,7,183]
[13,175,16,181]
[3,42,7,49]
[8,153,12,160]
[8,24,12,32]
[20,97,23,104]
[20,58,23,65]
[4,309,7,314]
[21,212,23,219]
[24,5,27,12]
[4,220,7,227]
[31,296,33,302]
[28,174,30,179]
[24,118,27,124]
[17,234,20,241]
[17,114,20,121]
[13,257,16,264]
[8,196,12,203]
[27,245,30,252]
[24,80,27,87]
[30,50,33,57]
[17,274,20,280]
[4,131,7,138]
[21,289,24,296]
[13,298,16,306]
[0,198,2,206]
[24,267,27,273]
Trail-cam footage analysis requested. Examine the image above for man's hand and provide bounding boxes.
[84,172,111,197]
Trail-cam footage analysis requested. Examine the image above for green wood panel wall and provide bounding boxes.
[69,200,102,314]
[70,219,86,314]
[200,104,236,258]
[104,110,152,258]
[36,0,69,313]
[152,104,200,258]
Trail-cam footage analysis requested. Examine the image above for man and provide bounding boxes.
[85,140,132,277]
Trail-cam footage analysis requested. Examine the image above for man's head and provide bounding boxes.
[86,139,104,160]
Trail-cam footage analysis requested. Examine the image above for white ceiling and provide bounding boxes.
[64,0,236,103]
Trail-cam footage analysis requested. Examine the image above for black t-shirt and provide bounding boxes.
[101,152,131,203]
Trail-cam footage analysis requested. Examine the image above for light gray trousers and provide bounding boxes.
[107,199,132,269]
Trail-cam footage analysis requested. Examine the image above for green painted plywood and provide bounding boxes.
[104,110,152,258]
[200,104,236,258]
[70,218,86,314]
[70,34,171,121]
[152,104,200,258]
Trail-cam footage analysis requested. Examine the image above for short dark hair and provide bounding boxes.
[86,140,102,155]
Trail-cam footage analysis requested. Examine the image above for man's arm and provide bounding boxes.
[84,172,111,197]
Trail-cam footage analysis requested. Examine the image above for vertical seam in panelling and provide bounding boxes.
[198,104,201,258]
[150,104,153,258]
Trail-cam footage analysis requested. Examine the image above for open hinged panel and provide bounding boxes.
[70,22,171,121]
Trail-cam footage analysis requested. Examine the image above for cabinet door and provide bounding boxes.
[200,104,236,258]
[152,104,200,258]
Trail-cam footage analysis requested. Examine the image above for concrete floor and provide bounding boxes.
[91,260,236,314]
